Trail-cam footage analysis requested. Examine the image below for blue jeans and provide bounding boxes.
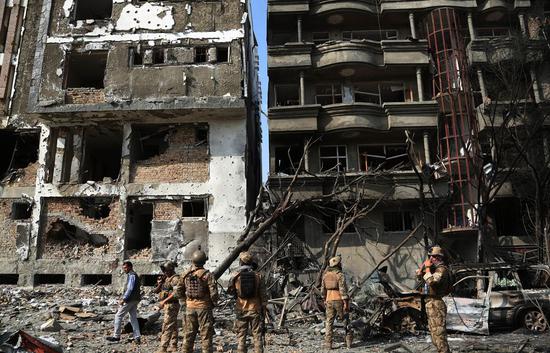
[113,300,141,339]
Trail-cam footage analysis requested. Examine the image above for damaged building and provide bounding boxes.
[0,0,261,287]
[267,0,550,287]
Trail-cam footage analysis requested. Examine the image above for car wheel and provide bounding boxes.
[522,309,548,333]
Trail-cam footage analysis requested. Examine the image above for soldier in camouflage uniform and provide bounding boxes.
[321,256,350,350]
[416,246,452,353]
[177,250,219,353]
[155,261,180,353]
[227,252,267,353]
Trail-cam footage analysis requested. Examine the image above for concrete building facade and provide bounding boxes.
[0,0,261,287]
[267,0,550,286]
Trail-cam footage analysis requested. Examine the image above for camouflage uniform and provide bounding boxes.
[157,274,180,353]
[321,267,349,348]
[177,265,219,353]
[423,264,451,353]
[228,267,268,353]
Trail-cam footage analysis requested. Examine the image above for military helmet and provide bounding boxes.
[239,251,254,264]
[160,260,177,271]
[191,250,208,265]
[329,256,341,267]
[428,245,444,257]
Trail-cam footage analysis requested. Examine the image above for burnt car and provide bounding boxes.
[447,263,550,334]
[354,264,550,336]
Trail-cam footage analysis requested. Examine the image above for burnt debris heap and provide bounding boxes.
[0,0,261,287]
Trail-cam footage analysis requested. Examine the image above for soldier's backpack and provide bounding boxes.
[184,269,208,299]
[237,269,257,299]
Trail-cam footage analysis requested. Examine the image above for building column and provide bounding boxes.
[299,71,305,105]
[530,68,541,103]
[518,13,527,37]
[476,69,487,101]
[69,128,83,184]
[416,67,424,101]
[467,12,476,40]
[409,12,417,39]
[303,137,310,171]
[120,123,132,184]
[423,131,431,165]
[52,130,66,185]
[297,16,303,42]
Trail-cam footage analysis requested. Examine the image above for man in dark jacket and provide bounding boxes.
[107,261,141,344]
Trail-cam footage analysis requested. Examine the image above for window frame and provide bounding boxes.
[383,210,415,232]
[319,145,348,173]
[357,144,410,172]
[315,83,343,105]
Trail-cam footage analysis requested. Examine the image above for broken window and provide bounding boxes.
[152,48,165,64]
[316,84,342,105]
[343,29,398,41]
[65,51,108,89]
[131,125,171,160]
[274,145,303,174]
[0,274,18,285]
[383,211,414,232]
[81,274,112,286]
[0,7,11,52]
[126,202,153,253]
[354,83,381,104]
[0,131,39,182]
[182,199,206,217]
[358,145,409,172]
[79,199,111,219]
[34,274,65,285]
[130,47,143,66]
[74,0,112,21]
[81,127,122,182]
[11,202,32,220]
[216,47,229,62]
[196,126,208,144]
[274,84,299,106]
[320,146,347,172]
[195,47,208,63]
[321,213,355,233]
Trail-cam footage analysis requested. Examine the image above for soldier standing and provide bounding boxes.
[227,252,267,353]
[177,250,219,353]
[155,261,180,353]
[321,256,350,350]
[416,246,452,353]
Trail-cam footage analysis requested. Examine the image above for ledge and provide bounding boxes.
[321,103,387,130]
[268,43,314,69]
[268,0,310,13]
[311,0,378,15]
[468,37,545,64]
[268,104,321,132]
[385,101,439,128]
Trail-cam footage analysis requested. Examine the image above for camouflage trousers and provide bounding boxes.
[234,310,264,353]
[158,301,180,352]
[426,298,451,353]
[182,307,214,353]
[325,300,344,345]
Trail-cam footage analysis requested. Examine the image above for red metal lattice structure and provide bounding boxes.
[426,8,480,231]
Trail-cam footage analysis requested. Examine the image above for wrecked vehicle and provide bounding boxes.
[353,264,550,337]
[447,263,550,334]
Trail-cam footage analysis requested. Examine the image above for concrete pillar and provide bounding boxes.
[120,123,132,184]
[518,13,527,37]
[423,131,431,165]
[297,16,303,42]
[303,137,310,171]
[299,71,305,105]
[416,67,424,101]
[409,13,417,39]
[69,128,83,184]
[530,69,541,103]
[467,12,476,40]
[476,69,487,101]
[52,131,66,185]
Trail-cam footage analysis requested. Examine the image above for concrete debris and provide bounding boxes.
[40,318,62,332]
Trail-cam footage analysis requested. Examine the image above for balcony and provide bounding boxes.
[468,34,546,64]
[269,39,428,70]
[268,0,310,14]
[269,104,321,132]
[310,0,378,15]
[379,0,477,12]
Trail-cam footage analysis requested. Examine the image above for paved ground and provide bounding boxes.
[1,286,549,353]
